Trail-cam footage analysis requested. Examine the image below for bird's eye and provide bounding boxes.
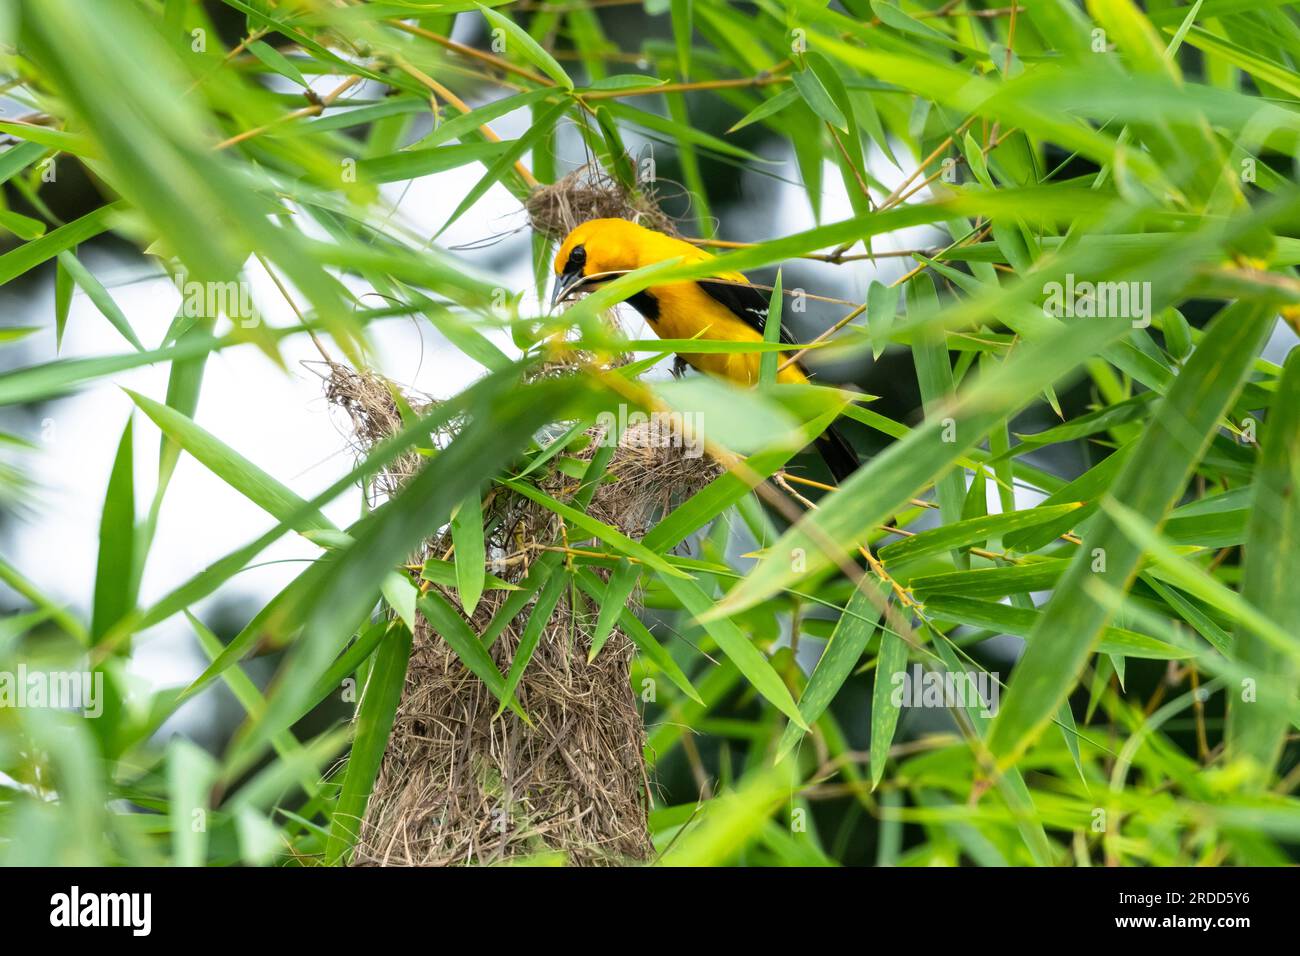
[569,245,586,269]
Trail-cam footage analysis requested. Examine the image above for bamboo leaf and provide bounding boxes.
[706,316,1133,619]
[987,300,1276,767]
[436,101,568,236]
[1227,348,1300,781]
[574,567,702,704]
[91,417,136,644]
[923,594,1190,660]
[589,560,640,662]
[658,572,808,729]
[324,623,413,864]
[879,504,1084,565]
[776,580,885,759]
[126,389,334,534]
[57,252,146,352]
[868,625,909,790]
[357,141,513,184]
[759,269,783,385]
[450,487,487,616]
[477,4,574,88]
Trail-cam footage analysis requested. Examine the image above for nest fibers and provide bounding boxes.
[328,362,720,866]
[526,162,679,240]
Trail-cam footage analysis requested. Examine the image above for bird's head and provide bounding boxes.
[551,218,656,308]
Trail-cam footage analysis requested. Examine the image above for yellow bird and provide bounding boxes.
[552,217,858,480]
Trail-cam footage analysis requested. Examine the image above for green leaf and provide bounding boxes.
[791,68,848,132]
[670,0,692,79]
[585,74,665,91]
[246,39,308,87]
[658,572,808,729]
[706,315,1133,619]
[589,560,639,662]
[415,89,556,148]
[1107,502,1298,662]
[869,625,909,789]
[602,101,769,164]
[0,141,48,185]
[54,252,73,352]
[91,417,136,644]
[911,276,966,550]
[324,622,413,865]
[165,737,217,867]
[866,280,896,359]
[879,503,1084,565]
[776,580,885,759]
[0,121,95,155]
[187,609,322,799]
[908,559,1070,599]
[759,268,783,385]
[0,208,46,240]
[496,566,569,717]
[418,589,525,721]
[436,101,568,236]
[1228,348,1300,781]
[727,87,800,134]
[356,141,513,184]
[987,300,1277,767]
[450,487,486,616]
[126,389,334,534]
[57,252,146,352]
[658,762,800,866]
[923,595,1190,660]
[574,567,702,704]
[420,557,516,593]
[1177,25,1300,99]
[0,203,118,287]
[478,4,574,88]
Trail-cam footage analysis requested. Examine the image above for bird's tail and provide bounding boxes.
[814,424,859,483]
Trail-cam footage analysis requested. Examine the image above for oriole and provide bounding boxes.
[552,217,858,480]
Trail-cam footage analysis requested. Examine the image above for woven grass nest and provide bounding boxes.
[525,161,679,240]
[326,168,717,864]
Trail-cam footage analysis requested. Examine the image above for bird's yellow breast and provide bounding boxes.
[644,280,808,386]
[554,219,808,386]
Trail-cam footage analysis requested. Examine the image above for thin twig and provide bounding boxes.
[213,74,361,150]
[394,59,539,188]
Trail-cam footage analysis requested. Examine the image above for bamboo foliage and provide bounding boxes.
[0,0,1297,866]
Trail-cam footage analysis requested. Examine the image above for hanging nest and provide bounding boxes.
[526,161,679,240]
[322,362,446,502]
[326,359,720,866]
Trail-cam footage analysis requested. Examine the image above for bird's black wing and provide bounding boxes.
[700,278,859,479]
[696,279,798,347]
[815,424,859,482]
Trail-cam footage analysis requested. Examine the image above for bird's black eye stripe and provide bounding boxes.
[567,245,586,271]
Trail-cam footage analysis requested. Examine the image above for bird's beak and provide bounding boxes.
[550,269,585,310]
